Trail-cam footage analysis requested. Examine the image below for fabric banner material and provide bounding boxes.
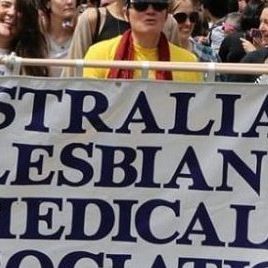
[0,76,267,268]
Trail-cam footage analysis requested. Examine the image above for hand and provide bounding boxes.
[252,36,263,50]
[240,38,256,53]
[194,36,209,45]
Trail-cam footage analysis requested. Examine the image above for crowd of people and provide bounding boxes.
[1,0,268,82]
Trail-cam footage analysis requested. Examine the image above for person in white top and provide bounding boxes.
[0,0,48,76]
[37,0,79,76]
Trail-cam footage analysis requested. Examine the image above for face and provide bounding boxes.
[173,0,197,41]
[259,8,268,46]
[126,1,168,36]
[49,0,77,19]
[0,0,21,42]
[223,19,237,35]
[238,0,247,13]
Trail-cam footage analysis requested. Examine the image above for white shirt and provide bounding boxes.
[47,35,72,77]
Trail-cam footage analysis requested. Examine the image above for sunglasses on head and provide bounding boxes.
[130,2,169,12]
[173,12,199,24]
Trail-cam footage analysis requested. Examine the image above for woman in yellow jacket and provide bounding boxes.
[83,0,202,82]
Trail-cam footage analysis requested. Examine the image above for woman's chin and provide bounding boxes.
[0,26,16,39]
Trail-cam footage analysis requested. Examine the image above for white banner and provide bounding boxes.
[0,77,268,268]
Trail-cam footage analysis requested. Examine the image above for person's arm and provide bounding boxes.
[230,51,261,82]
[170,44,203,82]
[83,45,107,79]
[240,38,256,53]
[83,37,120,79]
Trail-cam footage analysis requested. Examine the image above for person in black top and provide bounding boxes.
[236,47,268,82]
[232,3,268,82]
[219,0,265,81]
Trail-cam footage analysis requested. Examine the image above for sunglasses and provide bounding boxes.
[130,2,169,12]
[173,12,199,24]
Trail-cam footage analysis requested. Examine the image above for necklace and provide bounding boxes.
[47,35,72,59]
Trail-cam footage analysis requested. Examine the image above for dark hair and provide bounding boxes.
[225,11,241,30]
[12,0,48,76]
[262,2,268,10]
[240,0,265,31]
[88,0,100,7]
[228,0,239,13]
[201,0,229,19]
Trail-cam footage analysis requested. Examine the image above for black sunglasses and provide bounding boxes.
[130,2,169,12]
[173,12,199,24]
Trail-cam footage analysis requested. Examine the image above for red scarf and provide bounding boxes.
[107,30,173,80]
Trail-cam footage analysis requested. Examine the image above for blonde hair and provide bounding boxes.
[170,0,194,14]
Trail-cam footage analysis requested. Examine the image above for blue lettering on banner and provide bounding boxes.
[1,142,265,197]
[0,197,267,250]
[0,86,266,137]
[0,83,268,267]
[4,251,268,267]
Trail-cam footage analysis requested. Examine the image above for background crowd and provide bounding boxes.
[1,0,268,82]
